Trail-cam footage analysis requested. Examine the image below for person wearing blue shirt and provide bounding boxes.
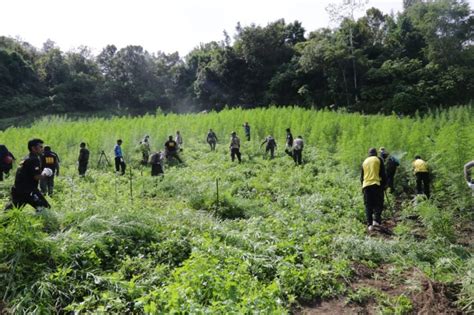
[114,139,126,175]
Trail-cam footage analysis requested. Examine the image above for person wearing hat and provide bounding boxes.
[361,148,387,231]
[380,148,400,193]
[4,138,52,212]
[229,131,241,162]
[40,145,60,196]
[412,155,430,198]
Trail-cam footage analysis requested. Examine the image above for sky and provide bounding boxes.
[0,0,470,57]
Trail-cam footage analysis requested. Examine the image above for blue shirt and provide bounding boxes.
[114,144,122,157]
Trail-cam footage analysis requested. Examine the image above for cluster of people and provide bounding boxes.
[361,147,432,231]
[2,131,472,224]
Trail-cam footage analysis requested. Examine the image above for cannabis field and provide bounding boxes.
[0,106,473,314]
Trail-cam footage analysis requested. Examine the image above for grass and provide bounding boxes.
[0,106,472,313]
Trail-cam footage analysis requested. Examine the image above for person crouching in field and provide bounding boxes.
[150,151,165,176]
[361,148,387,231]
[165,136,183,163]
[4,139,52,212]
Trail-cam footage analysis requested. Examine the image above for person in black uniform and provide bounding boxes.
[164,136,183,163]
[40,146,60,196]
[78,142,90,176]
[4,139,52,212]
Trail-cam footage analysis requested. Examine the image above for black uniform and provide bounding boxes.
[4,154,50,211]
[0,145,15,181]
[165,140,183,163]
[78,148,90,176]
[150,152,164,176]
[40,151,60,196]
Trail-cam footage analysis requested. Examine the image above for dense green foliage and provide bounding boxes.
[1,0,473,120]
[0,106,472,313]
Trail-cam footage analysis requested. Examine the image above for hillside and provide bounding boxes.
[0,107,472,313]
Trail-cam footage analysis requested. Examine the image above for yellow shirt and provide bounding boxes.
[362,156,382,188]
[412,159,428,173]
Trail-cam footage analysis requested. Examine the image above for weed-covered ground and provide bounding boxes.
[0,107,473,313]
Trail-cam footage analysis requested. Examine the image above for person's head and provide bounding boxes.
[297,135,302,139]
[176,130,180,134]
[117,139,122,145]
[169,135,173,140]
[231,131,236,136]
[379,147,386,152]
[368,147,377,156]
[28,138,44,154]
[415,155,421,160]
[244,122,248,125]
[80,142,86,148]
[209,128,213,132]
[381,151,389,159]
[44,146,51,152]
[286,128,291,132]
[145,135,149,139]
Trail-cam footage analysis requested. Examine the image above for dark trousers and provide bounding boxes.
[231,148,241,162]
[0,170,3,181]
[265,146,275,159]
[363,184,383,226]
[151,164,164,176]
[416,172,430,198]
[293,149,303,165]
[142,152,149,165]
[387,171,396,193]
[166,151,182,163]
[208,141,216,151]
[4,188,50,211]
[115,157,126,175]
[78,162,88,176]
[40,175,55,196]
[245,134,250,141]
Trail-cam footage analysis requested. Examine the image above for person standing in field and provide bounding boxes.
[361,148,387,231]
[292,136,304,165]
[78,142,89,176]
[149,151,165,176]
[229,131,241,163]
[4,138,52,212]
[261,135,277,159]
[380,148,400,194]
[140,135,151,165]
[175,131,183,151]
[114,139,126,175]
[207,129,218,151]
[165,136,183,163]
[40,146,60,196]
[243,122,251,141]
[285,128,294,157]
[412,155,430,198]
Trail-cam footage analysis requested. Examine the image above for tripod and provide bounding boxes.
[97,150,111,168]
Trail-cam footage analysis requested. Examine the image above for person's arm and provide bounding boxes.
[379,157,387,188]
[260,139,266,147]
[360,165,364,186]
[464,161,474,182]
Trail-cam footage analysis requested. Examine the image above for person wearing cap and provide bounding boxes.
[4,138,51,212]
[380,148,399,193]
[78,142,89,176]
[164,136,183,163]
[114,139,126,175]
[285,128,294,157]
[261,135,277,159]
[140,135,151,165]
[361,148,387,231]
[229,131,241,162]
[40,145,60,196]
[292,136,304,165]
[412,155,430,198]
[207,129,218,151]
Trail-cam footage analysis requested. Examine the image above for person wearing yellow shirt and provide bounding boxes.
[361,148,387,231]
[412,155,430,198]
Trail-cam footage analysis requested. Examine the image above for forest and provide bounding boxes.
[0,0,473,121]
